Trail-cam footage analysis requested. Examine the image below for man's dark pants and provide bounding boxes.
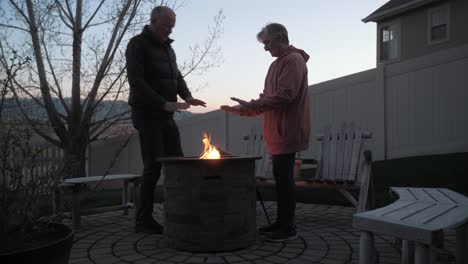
[271,152,296,230]
[132,110,183,224]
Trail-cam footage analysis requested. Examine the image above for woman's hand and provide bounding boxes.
[230,97,250,107]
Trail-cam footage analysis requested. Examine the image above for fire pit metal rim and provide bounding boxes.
[158,155,261,162]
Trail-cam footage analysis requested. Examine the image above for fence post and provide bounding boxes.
[225,110,230,152]
[376,63,386,160]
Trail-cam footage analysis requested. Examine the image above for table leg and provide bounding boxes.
[133,180,140,222]
[456,225,468,264]
[72,184,81,230]
[123,180,129,215]
[360,231,375,264]
[414,243,429,264]
[402,240,414,264]
[52,187,61,214]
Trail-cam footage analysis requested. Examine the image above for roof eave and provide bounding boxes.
[362,0,444,23]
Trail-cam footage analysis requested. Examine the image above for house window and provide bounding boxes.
[428,5,450,43]
[380,23,400,61]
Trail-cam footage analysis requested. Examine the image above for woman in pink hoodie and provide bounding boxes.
[221,23,310,242]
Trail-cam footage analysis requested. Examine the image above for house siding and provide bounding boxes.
[379,0,468,62]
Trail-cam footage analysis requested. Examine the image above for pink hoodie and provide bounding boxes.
[250,45,310,155]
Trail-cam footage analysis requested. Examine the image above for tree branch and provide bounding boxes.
[83,17,117,29]
[0,23,29,32]
[54,0,74,29]
[37,1,57,28]
[82,0,138,125]
[69,0,83,135]
[8,0,31,26]
[89,113,131,142]
[63,0,75,23]
[181,9,224,77]
[6,80,62,147]
[90,109,130,130]
[90,134,133,190]
[0,48,27,121]
[24,0,67,142]
[41,31,71,116]
[9,77,68,122]
[93,67,127,110]
[82,0,106,30]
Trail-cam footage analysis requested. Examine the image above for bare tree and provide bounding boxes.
[0,0,224,178]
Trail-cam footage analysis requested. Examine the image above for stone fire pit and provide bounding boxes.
[159,156,260,252]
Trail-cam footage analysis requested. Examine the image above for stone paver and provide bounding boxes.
[67,202,456,263]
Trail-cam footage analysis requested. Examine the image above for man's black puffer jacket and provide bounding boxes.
[126,25,192,118]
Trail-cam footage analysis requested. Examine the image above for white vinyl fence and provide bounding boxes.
[83,43,468,175]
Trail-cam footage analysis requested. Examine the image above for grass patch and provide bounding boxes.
[62,188,122,211]
[60,186,166,211]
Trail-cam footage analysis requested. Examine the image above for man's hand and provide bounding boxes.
[186,97,206,107]
[164,102,190,112]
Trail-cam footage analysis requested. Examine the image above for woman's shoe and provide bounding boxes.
[258,222,281,234]
[265,228,297,242]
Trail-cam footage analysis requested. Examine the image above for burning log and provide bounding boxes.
[199,133,234,159]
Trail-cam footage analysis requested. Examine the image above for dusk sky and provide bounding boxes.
[1,0,390,113]
[169,0,390,113]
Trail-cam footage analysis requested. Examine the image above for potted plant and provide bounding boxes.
[0,56,73,263]
[0,123,74,264]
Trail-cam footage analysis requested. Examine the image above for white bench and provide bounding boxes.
[53,174,141,230]
[353,187,468,264]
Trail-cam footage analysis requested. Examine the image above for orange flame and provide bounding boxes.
[200,133,221,159]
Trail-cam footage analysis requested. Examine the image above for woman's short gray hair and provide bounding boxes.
[256,23,289,45]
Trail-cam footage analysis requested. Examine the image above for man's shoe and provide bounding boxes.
[265,229,297,242]
[135,220,164,234]
[258,222,281,234]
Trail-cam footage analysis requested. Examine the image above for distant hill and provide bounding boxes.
[0,98,195,122]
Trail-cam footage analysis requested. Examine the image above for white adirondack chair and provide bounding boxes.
[247,122,373,213]
[298,123,373,212]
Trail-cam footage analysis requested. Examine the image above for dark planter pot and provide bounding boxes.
[0,223,74,264]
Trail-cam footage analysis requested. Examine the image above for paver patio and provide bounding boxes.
[67,202,456,264]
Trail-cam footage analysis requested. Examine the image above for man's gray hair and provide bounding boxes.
[150,6,175,20]
[256,23,289,45]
